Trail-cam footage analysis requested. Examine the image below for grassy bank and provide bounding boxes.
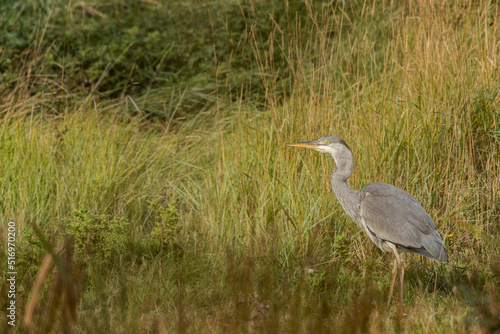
[1,0,499,332]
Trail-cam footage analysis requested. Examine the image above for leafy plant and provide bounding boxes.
[57,210,130,259]
[148,199,181,247]
[333,232,350,260]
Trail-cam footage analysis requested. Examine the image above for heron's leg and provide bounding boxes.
[386,242,403,309]
[399,260,405,307]
[387,257,398,306]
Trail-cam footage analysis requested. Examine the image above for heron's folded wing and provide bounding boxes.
[359,183,447,261]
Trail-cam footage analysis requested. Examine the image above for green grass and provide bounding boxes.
[0,0,499,332]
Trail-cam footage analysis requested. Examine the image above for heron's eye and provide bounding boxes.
[323,140,330,144]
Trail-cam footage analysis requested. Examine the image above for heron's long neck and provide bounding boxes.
[330,155,360,225]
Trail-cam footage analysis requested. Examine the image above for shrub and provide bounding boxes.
[57,210,130,259]
[148,199,181,248]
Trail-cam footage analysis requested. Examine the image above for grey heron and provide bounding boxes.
[287,136,448,308]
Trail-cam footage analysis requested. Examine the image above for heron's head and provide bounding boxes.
[287,135,352,157]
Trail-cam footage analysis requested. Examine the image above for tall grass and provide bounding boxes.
[0,0,499,332]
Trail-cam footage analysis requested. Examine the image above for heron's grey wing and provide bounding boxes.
[359,183,448,262]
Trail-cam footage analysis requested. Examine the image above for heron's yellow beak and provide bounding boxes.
[286,141,322,149]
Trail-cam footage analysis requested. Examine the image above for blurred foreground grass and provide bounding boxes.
[0,0,499,332]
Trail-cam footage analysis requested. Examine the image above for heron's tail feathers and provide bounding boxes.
[409,233,448,262]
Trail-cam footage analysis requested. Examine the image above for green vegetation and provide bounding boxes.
[57,210,131,259]
[0,0,499,332]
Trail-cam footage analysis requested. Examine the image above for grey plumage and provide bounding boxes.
[287,135,448,308]
[359,182,448,262]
